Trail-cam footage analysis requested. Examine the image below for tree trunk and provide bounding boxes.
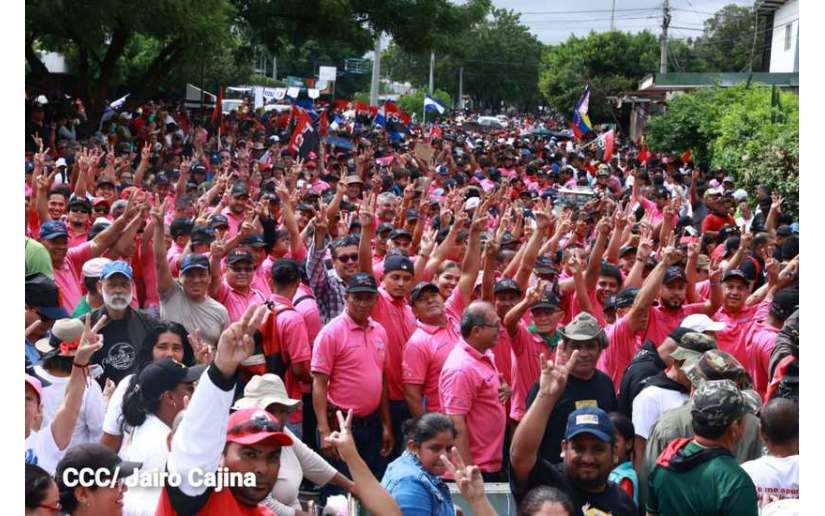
[123,39,185,112]
[25,35,50,86]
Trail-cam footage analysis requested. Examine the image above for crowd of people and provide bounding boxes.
[24,92,799,516]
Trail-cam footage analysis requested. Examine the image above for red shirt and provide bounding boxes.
[701,213,736,233]
[643,302,708,348]
[712,299,771,370]
[509,323,548,421]
[743,321,779,397]
[53,242,93,312]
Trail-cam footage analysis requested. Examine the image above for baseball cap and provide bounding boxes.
[596,165,610,177]
[36,318,86,357]
[559,312,605,342]
[531,290,561,312]
[271,259,302,284]
[619,245,637,257]
[722,269,749,284]
[25,273,69,320]
[68,196,92,212]
[691,379,756,430]
[389,228,412,241]
[613,288,640,308]
[25,374,44,403]
[95,177,116,188]
[771,288,799,319]
[346,272,378,294]
[410,282,440,304]
[494,278,523,296]
[56,444,141,492]
[209,214,230,229]
[227,249,255,266]
[722,176,735,184]
[101,260,134,281]
[136,357,207,401]
[685,349,752,390]
[663,266,687,285]
[232,374,301,411]
[384,255,414,275]
[464,197,481,211]
[680,313,726,333]
[304,160,317,169]
[39,220,69,241]
[180,254,210,273]
[226,408,294,447]
[669,332,717,369]
[170,217,194,238]
[344,175,363,185]
[240,234,267,248]
[190,226,216,245]
[564,407,614,443]
[82,257,112,279]
[535,256,557,275]
[231,183,250,197]
[405,208,420,221]
[377,222,394,236]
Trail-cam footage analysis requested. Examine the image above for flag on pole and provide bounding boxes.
[680,149,692,163]
[211,87,223,126]
[570,84,592,139]
[424,95,445,114]
[595,130,615,162]
[109,93,130,111]
[287,108,320,158]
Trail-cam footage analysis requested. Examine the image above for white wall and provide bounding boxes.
[769,0,799,73]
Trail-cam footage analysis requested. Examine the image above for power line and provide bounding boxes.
[519,7,660,15]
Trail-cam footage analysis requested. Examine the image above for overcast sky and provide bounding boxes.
[491,0,756,43]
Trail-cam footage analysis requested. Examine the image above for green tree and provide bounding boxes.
[692,4,766,73]
[397,89,452,117]
[537,30,659,124]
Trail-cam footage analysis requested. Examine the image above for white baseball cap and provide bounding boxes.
[680,313,726,333]
[82,257,112,278]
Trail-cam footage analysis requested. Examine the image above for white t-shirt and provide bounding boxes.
[632,385,689,439]
[120,414,172,516]
[102,373,133,436]
[35,366,105,447]
[25,427,63,476]
[741,454,799,500]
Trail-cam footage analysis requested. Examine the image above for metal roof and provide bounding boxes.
[755,0,788,15]
[638,72,799,90]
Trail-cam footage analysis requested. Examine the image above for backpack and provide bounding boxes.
[238,303,295,382]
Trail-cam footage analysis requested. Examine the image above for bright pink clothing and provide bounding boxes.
[743,321,779,397]
[211,279,267,322]
[439,340,506,472]
[269,293,312,407]
[643,302,707,348]
[712,299,771,370]
[402,316,462,413]
[252,260,273,298]
[67,225,87,248]
[139,244,160,308]
[370,286,417,401]
[311,312,388,417]
[220,207,246,237]
[570,288,607,327]
[53,242,93,312]
[294,283,323,346]
[597,316,643,392]
[509,323,546,421]
[166,241,184,263]
[491,329,513,386]
[695,279,711,301]
[310,178,329,194]
[638,197,678,229]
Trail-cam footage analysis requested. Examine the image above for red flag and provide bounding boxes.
[681,149,692,163]
[596,130,615,162]
[369,105,378,117]
[288,109,314,155]
[333,99,349,110]
[384,101,399,114]
[638,144,651,164]
[319,111,329,137]
[399,112,411,126]
[211,87,223,126]
[355,101,368,113]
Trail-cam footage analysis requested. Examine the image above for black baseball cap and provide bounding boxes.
[136,357,206,401]
[56,444,141,494]
[406,208,420,221]
[722,269,749,284]
[180,254,210,273]
[384,255,414,275]
[170,217,194,238]
[190,226,216,245]
[389,228,412,241]
[271,259,301,284]
[535,256,557,275]
[614,288,640,308]
[619,245,637,257]
[346,272,378,294]
[227,249,254,265]
[68,197,92,212]
[377,222,395,236]
[410,282,440,304]
[231,183,250,198]
[240,234,267,248]
[25,273,69,320]
[494,278,523,296]
[531,290,561,311]
[209,214,230,229]
[663,266,687,284]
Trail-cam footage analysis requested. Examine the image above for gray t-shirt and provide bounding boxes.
[160,281,229,347]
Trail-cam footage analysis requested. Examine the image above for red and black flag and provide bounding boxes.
[287,108,320,158]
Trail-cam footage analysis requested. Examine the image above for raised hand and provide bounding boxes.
[75,313,108,366]
[213,304,269,378]
[771,192,783,212]
[440,448,486,504]
[188,329,214,364]
[324,409,356,462]
[537,350,579,399]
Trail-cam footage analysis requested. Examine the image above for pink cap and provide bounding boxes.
[25,375,42,402]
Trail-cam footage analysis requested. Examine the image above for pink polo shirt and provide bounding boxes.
[269,293,312,405]
[251,261,273,298]
[597,316,643,392]
[743,320,779,397]
[139,245,160,309]
[294,283,323,347]
[491,329,513,387]
[67,225,87,248]
[53,242,93,312]
[439,340,506,472]
[638,197,678,229]
[370,286,417,401]
[310,178,329,194]
[643,302,707,348]
[311,312,388,417]
[402,310,462,413]
[570,288,607,327]
[220,207,246,237]
[712,299,771,370]
[211,279,267,322]
[509,323,547,421]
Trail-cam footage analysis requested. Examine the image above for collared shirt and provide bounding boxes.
[743,321,779,397]
[597,315,644,392]
[53,241,93,312]
[713,299,771,369]
[306,236,347,324]
[220,207,246,237]
[643,302,708,348]
[439,339,506,472]
[311,312,388,417]
[269,293,312,403]
[211,278,267,322]
[381,450,455,516]
[371,286,417,401]
[402,314,462,413]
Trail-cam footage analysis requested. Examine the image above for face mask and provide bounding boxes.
[103,289,132,310]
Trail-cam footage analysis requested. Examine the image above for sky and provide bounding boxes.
[491,0,756,44]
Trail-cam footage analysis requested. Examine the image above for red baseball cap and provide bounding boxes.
[226,409,293,447]
[304,160,317,169]
[120,186,140,200]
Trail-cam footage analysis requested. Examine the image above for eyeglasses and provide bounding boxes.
[93,207,108,213]
[37,502,61,513]
[69,207,91,214]
[336,254,358,263]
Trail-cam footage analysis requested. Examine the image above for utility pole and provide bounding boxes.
[458,67,464,110]
[660,0,671,74]
[428,51,435,94]
[610,0,616,30]
[370,34,382,106]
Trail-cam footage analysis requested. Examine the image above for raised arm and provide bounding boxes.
[151,197,174,296]
[584,216,612,290]
[627,246,675,333]
[357,193,376,276]
[456,196,491,300]
[514,204,552,290]
[504,284,543,337]
[606,203,631,264]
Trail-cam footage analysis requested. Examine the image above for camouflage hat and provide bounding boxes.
[691,379,755,429]
[559,312,605,344]
[686,349,753,390]
[670,332,717,369]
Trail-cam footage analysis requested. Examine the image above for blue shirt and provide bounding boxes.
[609,460,639,506]
[25,340,41,367]
[381,450,455,516]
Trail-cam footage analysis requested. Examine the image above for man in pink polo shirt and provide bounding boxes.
[311,272,393,494]
[221,183,250,237]
[743,288,798,398]
[306,161,329,193]
[626,246,722,349]
[596,288,645,391]
[208,247,268,321]
[439,301,507,479]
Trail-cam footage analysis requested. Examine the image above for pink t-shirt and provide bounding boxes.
[695,279,711,301]
[743,321,779,397]
[370,286,417,401]
[491,329,513,387]
[220,207,246,238]
[712,299,771,370]
[211,279,267,322]
[311,312,388,417]
[53,242,93,312]
[643,302,708,348]
[139,244,160,308]
[509,323,547,421]
[252,261,273,298]
[310,178,330,194]
[638,197,678,229]
[269,293,312,406]
[293,283,323,347]
[439,340,506,472]
[67,225,87,248]
[570,288,606,327]
[597,316,643,392]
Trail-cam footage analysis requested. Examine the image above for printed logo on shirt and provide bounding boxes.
[25,448,37,465]
[575,399,598,409]
[103,342,136,370]
[582,503,610,516]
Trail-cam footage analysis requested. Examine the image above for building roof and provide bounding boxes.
[639,72,799,91]
[756,0,789,15]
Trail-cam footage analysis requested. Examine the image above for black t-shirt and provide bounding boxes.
[526,370,616,464]
[617,340,665,419]
[510,458,636,516]
[91,318,140,385]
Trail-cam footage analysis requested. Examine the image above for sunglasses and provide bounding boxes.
[93,206,108,213]
[69,207,91,214]
[229,419,281,434]
[336,254,358,263]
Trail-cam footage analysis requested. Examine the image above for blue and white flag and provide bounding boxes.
[109,93,130,111]
[424,95,445,114]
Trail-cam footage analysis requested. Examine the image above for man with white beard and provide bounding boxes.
[86,261,159,385]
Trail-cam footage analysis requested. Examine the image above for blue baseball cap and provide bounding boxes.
[101,260,133,281]
[39,221,69,241]
[564,407,614,443]
[180,254,210,273]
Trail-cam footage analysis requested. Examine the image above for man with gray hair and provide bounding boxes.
[375,191,398,224]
